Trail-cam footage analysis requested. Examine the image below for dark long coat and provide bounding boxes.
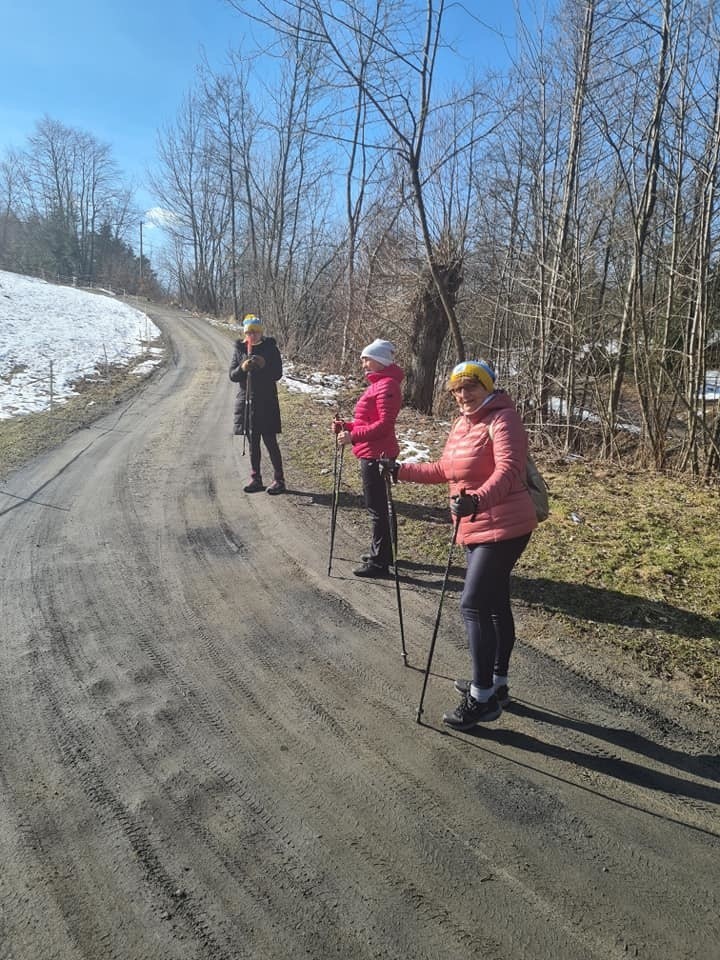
[229,336,283,435]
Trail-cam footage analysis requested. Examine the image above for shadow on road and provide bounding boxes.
[513,575,719,640]
[455,699,720,807]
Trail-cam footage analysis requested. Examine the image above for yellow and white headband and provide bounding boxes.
[447,360,496,392]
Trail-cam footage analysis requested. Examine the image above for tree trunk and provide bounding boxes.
[404,259,462,413]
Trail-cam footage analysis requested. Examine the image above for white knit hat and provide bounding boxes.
[361,338,396,367]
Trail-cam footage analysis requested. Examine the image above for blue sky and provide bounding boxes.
[0,0,528,254]
[1,0,243,205]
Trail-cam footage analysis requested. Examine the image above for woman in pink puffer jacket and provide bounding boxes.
[333,339,404,578]
[389,360,536,730]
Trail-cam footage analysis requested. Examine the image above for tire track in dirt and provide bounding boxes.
[76,458,395,956]
[21,543,238,959]
[1,416,251,957]
[211,453,720,956]
[96,449,591,957]
[158,462,653,958]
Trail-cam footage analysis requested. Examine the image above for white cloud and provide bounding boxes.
[143,206,177,229]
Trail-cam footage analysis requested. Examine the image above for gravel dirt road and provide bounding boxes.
[1,303,718,960]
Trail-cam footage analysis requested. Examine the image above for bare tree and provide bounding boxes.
[0,150,25,267]
[586,1,674,455]
[221,12,345,349]
[201,62,243,321]
[9,116,133,283]
[151,95,232,312]
[145,0,720,474]
[677,5,720,474]
[227,0,503,410]
[539,0,596,431]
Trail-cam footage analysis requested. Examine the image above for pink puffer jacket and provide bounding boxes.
[344,364,404,459]
[398,390,537,545]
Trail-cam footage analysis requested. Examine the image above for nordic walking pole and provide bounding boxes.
[416,507,463,723]
[242,369,251,455]
[241,336,253,456]
[327,424,345,575]
[384,466,407,665]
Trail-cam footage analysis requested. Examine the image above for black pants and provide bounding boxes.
[249,430,284,482]
[460,533,531,688]
[360,458,394,567]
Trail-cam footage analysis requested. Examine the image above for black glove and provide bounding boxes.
[378,457,399,483]
[451,492,479,519]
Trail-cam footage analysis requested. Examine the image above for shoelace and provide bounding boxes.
[458,691,476,715]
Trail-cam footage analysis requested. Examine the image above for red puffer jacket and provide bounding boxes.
[344,364,404,459]
[398,390,537,545]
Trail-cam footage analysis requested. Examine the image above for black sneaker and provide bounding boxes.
[442,692,502,730]
[266,480,286,495]
[454,679,511,708]
[353,561,390,578]
[244,478,264,493]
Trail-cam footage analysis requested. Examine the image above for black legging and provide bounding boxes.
[249,430,284,482]
[360,458,394,567]
[460,533,531,688]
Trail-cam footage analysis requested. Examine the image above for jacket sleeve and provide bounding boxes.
[397,459,448,485]
[472,410,527,511]
[265,339,283,382]
[229,344,247,384]
[349,378,402,444]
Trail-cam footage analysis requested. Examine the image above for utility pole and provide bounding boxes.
[139,221,144,288]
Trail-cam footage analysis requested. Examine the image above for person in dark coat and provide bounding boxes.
[229,314,286,494]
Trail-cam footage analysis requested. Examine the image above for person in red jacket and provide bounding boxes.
[383,359,537,729]
[333,339,404,578]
